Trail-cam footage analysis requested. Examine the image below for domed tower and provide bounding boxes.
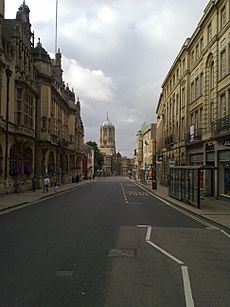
[100,113,116,156]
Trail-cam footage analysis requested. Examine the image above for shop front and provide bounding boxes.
[219,149,230,198]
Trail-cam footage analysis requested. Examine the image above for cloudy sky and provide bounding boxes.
[6,0,209,157]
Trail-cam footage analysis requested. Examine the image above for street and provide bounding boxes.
[0,177,230,307]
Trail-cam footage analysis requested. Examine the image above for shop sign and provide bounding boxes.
[205,142,215,151]
[223,140,230,146]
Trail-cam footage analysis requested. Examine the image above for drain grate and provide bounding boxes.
[108,248,136,258]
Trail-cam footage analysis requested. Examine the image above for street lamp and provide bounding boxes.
[152,137,157,189]
[4,66,12,181]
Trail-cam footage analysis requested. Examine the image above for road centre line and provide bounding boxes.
[134,182,216,229]
[138,225,194,307]
[120,183,128,204]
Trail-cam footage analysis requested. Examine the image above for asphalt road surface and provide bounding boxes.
[0,177,230,307]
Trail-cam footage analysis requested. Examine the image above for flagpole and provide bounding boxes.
[55,0,58,54]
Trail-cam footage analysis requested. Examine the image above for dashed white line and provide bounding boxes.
[181,266,195,307]
[120,183,128,204]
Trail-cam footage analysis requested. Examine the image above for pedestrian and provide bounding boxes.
[76,174,80,184]
[32,176,37,192]
[53,178,59,195]
[43,175,50,192]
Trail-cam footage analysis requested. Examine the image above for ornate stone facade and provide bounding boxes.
[0,1,84,193]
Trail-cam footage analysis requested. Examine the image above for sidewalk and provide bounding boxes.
[136,180,230,230]
[0,180,93,212]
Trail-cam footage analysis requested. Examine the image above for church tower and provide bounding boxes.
[100,113,116,156]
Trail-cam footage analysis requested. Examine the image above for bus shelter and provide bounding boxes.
[169,165,218,209]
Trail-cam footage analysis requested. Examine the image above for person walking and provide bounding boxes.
[32,177,37,192]
[43,175,50,192]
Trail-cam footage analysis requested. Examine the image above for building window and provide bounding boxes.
[220,93,226,118]
[195,77,199,98]
[195,111,199,129]
[182,58,186,74]
[181,87,185,108]
[191,113,194,125]
[200,37,204,54]
[191,82,195,101]
[181,117,184,140]
[220,50,226,78]
[221,6,226,28]
[200,108,203,129]
[195,44,199,60]
[176,94,179,115]
[23,94,33,128]
[210,61,215,89]
[211,101,215,122]
[191,50,195,65]
[207,22,212,43]
[200,72,204,95]
[16,88,23,126]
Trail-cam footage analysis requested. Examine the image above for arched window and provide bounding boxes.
[210,61,214,89]
[9,144,21,176]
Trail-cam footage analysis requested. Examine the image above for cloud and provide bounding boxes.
[6,0,209,157]
[62,56,117,102]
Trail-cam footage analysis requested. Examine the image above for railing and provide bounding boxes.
[211,115,230,135]
[184,128,202,144]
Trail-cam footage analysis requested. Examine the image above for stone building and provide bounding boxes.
[82,143,94,180]
[134,122,157,180]
[33,42,84,185]
[0,1,84,193]
[156,0,230,200]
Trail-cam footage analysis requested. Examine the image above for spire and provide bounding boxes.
[106,112,109,121]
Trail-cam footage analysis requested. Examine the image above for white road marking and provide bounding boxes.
[120,183,128,204]
[138,225,194,307]
[145,225,152,241]
[181,266,195,307]
[146,240,184,265]
[221,229,230,239]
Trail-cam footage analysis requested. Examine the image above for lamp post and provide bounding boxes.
[4,66,12,181]
[152,137,157,189]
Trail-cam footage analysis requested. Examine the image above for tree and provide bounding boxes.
[86,141,103,172]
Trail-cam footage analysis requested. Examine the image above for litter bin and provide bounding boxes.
[152,179,157,190]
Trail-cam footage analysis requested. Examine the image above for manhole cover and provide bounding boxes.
[55,271,74,277]
[108,249,136,258]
